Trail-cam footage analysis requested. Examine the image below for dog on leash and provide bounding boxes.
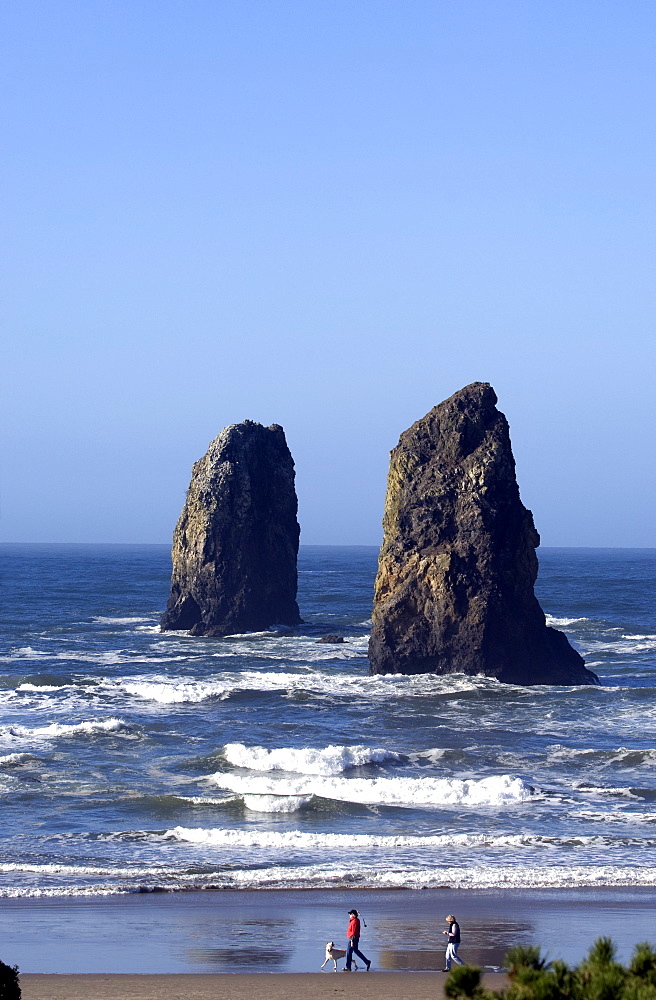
[320,941,358,972]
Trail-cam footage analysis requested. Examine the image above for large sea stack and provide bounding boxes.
[369,383,598,685]
[161,421,301,636]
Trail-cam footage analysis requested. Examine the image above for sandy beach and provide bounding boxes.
[20,972,509,1000]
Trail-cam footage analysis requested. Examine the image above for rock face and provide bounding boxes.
[369,383,598,686]
[161,421,302,636]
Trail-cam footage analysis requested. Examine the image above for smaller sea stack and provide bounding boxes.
[161,421,301,636]
[369,382,598,686]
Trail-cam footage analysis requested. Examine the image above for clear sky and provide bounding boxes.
[2,1,655,546]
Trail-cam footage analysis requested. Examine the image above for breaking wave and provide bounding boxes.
[546,616,589,627]
[549,745,656,766]
[2,718,129,740]
[114,669,503,705]
[0,752,35,766]
[165,826,655,851]
[242,794,314,812]
[207,772,534,809]
[222,742,400,776]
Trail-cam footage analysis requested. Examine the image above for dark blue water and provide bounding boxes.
[1,544,655,897]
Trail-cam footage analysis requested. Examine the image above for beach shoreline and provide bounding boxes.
[3,887,656,976]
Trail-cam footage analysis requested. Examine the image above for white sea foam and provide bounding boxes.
[176,795,239,806]
[208,772,534,809]
[166,826,649,850]
[114,668,502,706]
[152,629,369,661]
[546,616,589,627]
[1,648,189,668]
[224,630,291,639]
[617,640,656,653]
[242,794,315,812]
[575,784,643,799]
[2,718,128,739]
[3,860,656,896]
[17,683,71,693]
[214,633,371,663]
[0,647,51,662]
[0,862,160,876]
[56,651,189,666]
[122,680,229,704]
[571,810,656,825]
[331,865,656,891]
[223,742,400,776]
[412,748,448,763]
[582,637,656,656]
[0,887,126,898]
[93,617,154,625]
[0,752,35,766]
[549,745,656,766]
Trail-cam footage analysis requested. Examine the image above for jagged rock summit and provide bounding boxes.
[161,420,301,636]
[368,383,598,686]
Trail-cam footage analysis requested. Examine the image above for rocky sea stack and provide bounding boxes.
[161,421,301,636]
[369,383,598,686]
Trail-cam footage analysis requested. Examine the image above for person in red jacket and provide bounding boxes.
[343,908,371,971]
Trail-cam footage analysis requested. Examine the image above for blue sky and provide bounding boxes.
[2,1,655,546]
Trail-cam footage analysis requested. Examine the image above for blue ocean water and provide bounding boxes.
[1,544,655,898]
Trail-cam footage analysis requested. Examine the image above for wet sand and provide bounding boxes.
[4,887,656,977]
[20,972,509,1000]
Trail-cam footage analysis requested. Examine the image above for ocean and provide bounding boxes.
[1,544,656,900]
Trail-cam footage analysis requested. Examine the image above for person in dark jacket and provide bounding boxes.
[343,908,371,971]
[442,914,464,971]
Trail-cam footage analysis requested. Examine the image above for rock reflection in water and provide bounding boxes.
[187,916,291,970]
[188,947,289,968]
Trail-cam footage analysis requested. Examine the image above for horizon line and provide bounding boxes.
[1,541,655,552]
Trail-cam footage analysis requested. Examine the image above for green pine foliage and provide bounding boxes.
[0,960,20,1000]
[444,939,656,1000]
[445,964,490,999]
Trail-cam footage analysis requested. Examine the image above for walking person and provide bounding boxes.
[442,914,464,971]
[343,908,371,971]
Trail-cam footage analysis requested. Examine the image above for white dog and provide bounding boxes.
[320,941,359,972]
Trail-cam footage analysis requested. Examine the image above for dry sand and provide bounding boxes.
[21,972,509,1000]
